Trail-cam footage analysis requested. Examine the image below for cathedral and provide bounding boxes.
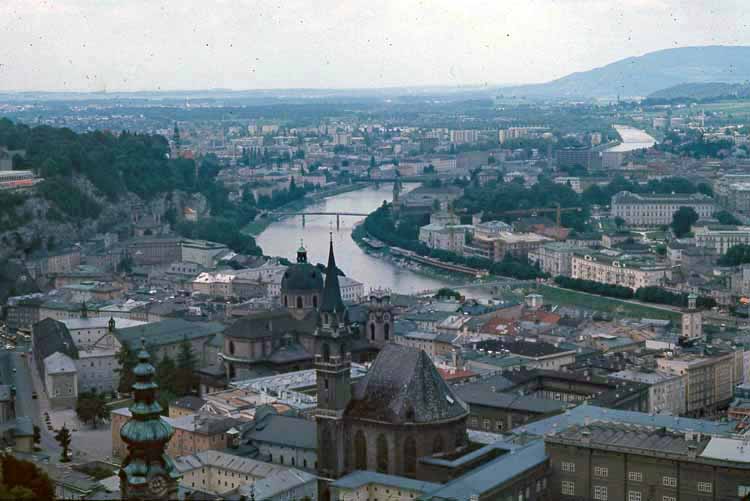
[220,241,380,380]
[310,240,470,499]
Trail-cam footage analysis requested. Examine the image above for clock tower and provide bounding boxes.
[314,237,353,500]
[119,338,181,500]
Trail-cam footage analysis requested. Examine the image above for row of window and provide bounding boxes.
[560,478,713,498]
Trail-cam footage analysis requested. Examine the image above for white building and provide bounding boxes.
[43,352,78,408]
[693,224,750,255]
[609,369,686,416]
[571,250,671,289]
[62,317,148,350]
[611,191,715,226]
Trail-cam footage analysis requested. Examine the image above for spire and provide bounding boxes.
[119,337,180,499]
[320,233,345,314]
[296,238,307,263]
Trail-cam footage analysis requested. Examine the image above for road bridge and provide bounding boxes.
[271,211,370,229]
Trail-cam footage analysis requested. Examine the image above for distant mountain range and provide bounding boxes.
[498,46,750,99]
[647,82,750,100]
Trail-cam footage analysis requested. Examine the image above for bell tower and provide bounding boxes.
[314,236,353,500]
[119,338,181,500]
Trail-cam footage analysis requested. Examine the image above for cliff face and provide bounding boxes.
[0,174,205,261]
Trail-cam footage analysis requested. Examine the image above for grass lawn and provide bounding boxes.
[538,284,682,322]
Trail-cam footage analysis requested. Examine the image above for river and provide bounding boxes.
[256,183,463,295]
[606,125,657,152]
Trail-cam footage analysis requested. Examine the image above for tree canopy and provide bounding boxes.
[671,207,699,237]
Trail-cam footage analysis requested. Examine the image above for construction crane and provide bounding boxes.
[491,203,583,226]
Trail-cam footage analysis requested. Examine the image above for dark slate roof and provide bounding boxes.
[454,384,569,414]
[33,318,79,363]
[115,318,225,349]
[172,395,207,412]
[280,262,323,293]
[320,239,346,315]
[267,343,313,364]
[475,338,572,358]
[224,309,317,340]
[347,344,468,424]
[246,414,317,450]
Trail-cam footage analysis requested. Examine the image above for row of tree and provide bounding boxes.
[553,276,716,309]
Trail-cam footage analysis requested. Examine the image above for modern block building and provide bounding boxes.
[546,421,750,501]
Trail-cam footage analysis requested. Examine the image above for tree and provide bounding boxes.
[718,244,750,266]
[175,337,199,396]
[715,210,742,226]
[156,354,178,395]
[75,391,108,428]
[0,455,54,501]
[671,206,699,237]
[115,344,138,395]
[54,425,72,462]
[614,217,625,228]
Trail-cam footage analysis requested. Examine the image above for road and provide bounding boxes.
[17,350,61,455]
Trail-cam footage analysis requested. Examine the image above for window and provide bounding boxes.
[594,466,608,478]
[628,491,641,501]
[561,481,575,496]
[593,485,608,501]
[354,430,367,470]
[628,471,642,482]
[370,323,376,340]
[662,497,676,501]
[433,435,444,454]
[483,419,491,430]
[404,436,417,478]
[739,486,750,497]
[296,296,303,309]
[662,476,677,488]
[376,434,388,474]
[561,461,576,473]
[697,482,712,493]
[228,341,235,355]
[384,323,390,340]
[313,295,318,308]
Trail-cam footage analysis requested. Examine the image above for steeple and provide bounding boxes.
[119,338,180,500]
[320,234,346,317]
[296,238,308,263]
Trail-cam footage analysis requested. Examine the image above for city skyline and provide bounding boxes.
[0,0,748,92]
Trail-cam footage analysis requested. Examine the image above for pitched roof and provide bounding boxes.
[33,318,79,362]
[346,344,468,424]
[320,239,346,314]
[114,318,224,349]
[224,309,317,340]
[245,414,317,450]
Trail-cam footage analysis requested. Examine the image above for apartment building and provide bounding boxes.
[693,223,750,255]
[571,250,671,289]
[611,191,715,226]
[465,231,552,261]
[418,223,470,254]
[528,242,577,277]
[546,422,750,501]
[657,350,743,417]
[449,129,479,145]
[608,369,687,415]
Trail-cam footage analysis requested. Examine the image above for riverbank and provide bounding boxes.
[242,182,369,236]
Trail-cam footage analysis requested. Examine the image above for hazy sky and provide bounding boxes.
[0,0,748,92]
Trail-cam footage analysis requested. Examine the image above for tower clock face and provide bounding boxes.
[148,475,168,497]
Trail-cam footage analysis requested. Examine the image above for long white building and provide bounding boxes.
[611,191,715,226]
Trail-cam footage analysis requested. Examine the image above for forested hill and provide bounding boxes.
[0,119,261,258]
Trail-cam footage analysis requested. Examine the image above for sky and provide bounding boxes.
[0,0,748,92]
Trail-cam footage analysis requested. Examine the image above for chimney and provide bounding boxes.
[581,428,591,446]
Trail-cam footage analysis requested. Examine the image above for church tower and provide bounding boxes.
[314,237,353,500]
[119,339,181,500]
[681,293,702,342]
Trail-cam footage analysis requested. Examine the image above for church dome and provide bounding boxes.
[281,263,323,292]
[281,244,324,293]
